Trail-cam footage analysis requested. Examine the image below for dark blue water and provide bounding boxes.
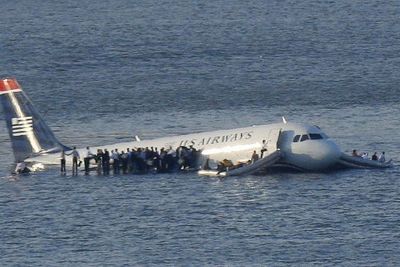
[1,0,400,265]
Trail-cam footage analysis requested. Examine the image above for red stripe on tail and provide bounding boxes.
[0,78,21,92]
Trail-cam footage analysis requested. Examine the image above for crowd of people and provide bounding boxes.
[352,149,386,162]
[61,145,201,175]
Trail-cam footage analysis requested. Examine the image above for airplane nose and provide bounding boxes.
[317,140,341,169]
[285,137,342,171]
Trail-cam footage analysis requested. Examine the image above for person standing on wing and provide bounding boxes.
[102,149,110,175]
[95,149,103,175]
[111,149,120,174]
[60,150,66,174]
[66,147,80,175]
[83,146,95,175]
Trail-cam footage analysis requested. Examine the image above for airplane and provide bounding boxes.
[0,78,393,175]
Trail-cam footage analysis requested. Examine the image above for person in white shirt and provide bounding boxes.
[111,149,120,174]
[66,147,80,175]
[378,151,386,163]
[83,146,95,175]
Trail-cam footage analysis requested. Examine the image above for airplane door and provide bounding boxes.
[263,128,282,153]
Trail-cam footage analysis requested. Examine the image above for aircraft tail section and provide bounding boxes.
[0,78,69,162]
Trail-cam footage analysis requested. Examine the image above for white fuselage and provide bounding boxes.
[26,122,342,171]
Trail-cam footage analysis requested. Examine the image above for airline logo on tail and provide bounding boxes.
[12,116,33,137]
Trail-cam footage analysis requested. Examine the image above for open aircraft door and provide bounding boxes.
[264,128,282,153]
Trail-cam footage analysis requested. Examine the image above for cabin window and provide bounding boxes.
[293,135,301,142]
[309,133,323,140]
[300,134,309,142]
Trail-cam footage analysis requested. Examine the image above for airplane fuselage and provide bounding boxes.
[2,78,390,174]
[27,122,342,171]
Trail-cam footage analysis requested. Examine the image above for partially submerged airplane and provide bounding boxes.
[0,78,393,175]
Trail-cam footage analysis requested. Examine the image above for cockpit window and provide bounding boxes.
[300,134,309,142]
[309,133,323,140]
[295,133,325,142]
[321,133,329,139]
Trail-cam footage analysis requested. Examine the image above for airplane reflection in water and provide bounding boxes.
[0,78,393,175]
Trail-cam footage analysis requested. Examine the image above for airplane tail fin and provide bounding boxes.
[0,78,69,162]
